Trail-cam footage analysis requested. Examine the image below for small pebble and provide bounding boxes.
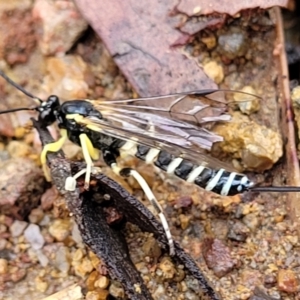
[39,215,51,226]
[7,141,32,158]
[243,213,260,231]
[184,291,199,300]
[277,269,299,293]
[73,248,84,262]
[48,219,71,241]
[72,222,83,244]
[28,208,44,224]
[142,235,161,258]
[152,284,167,298]
[35,249,49,267]
[74,257,94,277]
[24,224,45,250]
[218,27,248,59]
[202,238,236,278]
[179,214,191,230]
[175,196,193,208]
[264,274,277,287]
[35,276,48,292]
[10,220,28,237]
[0,224,7,233]
[86,289,109,300]
[233,86,260,115]
[54,246,70,273]
[95,276,110,289]
[89,251,101,269]
[228,221,250,242]
[86,271,99,290]
[0,258,8,274]
[200,35,216,49]
[0,239,7,250]
[41,186,57,210]
[158,257,176,279]
[11,268,26,282]
[109,281,125,298]
[203,60,224,84]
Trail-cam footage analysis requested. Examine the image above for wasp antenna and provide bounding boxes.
[250,186,300,193]
[0,107,37,115]
[0,70,43,103]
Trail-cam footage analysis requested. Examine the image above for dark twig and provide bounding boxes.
[33,118,222,300]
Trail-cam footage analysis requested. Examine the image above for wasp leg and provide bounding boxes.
[40,129,68,182]
[65,167,102,191]
[110,162,175,256]
[79,133,100,190]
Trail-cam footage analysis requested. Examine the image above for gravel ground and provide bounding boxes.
[0,3,299,300]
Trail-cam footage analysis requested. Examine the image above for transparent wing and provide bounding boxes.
[82,90,260,170]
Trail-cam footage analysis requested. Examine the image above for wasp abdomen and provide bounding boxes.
[119,142,253,196]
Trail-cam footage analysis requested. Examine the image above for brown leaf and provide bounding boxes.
[73,0,217,96]
[176,0,290,16]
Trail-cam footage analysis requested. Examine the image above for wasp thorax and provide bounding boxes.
[60,100,102,118]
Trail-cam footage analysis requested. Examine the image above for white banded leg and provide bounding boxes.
[111,163,175,256]
[64,133,100,191]
[65,167,102,191]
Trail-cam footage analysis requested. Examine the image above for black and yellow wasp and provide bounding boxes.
[0,70,298,255]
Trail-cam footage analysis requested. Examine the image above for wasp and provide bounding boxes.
[0,70,298,255]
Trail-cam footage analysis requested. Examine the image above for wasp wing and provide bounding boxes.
[90,89,259,125]
[82,90,260,170]
[79,115,233,170]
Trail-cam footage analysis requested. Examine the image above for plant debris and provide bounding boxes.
[33,119,222,299]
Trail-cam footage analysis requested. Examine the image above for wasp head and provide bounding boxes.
[37,95,60,127]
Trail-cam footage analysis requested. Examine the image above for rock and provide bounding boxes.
[228,221,250,242]
[0,158,45,217]
[0,3,36,65]
[277,269,299,293]
[203,60,224,84]
[233,86,260,115]
[212,113,283,171]
[200,35,217,50]
[43,55,89,99]
[54,246,70,273]
[86,289,109,300]
[48,219,71,241]
[35,249,49,267]
[202,238,236,278]
[32,0,88,56]
[0,258,8,274]
[179,214,191,230]
[174,196,193,208]
[10,220,28,237]
[243,213,260,231]
[41,186,58,211]
[11,268,26,282]
[142,235,161,258]
[86,270,99,290]
[6,141,32,158]
[95,276,110,289]
[24,223,45,250]
[28,208,44,224]
[74,257,94,277]
[35,276,48,292]
[240,269,262,288]
[109,281,125,298]
[72,222,83,244]
[158,257,176,279]
[218,27,248,59]
[250,286,277,300]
